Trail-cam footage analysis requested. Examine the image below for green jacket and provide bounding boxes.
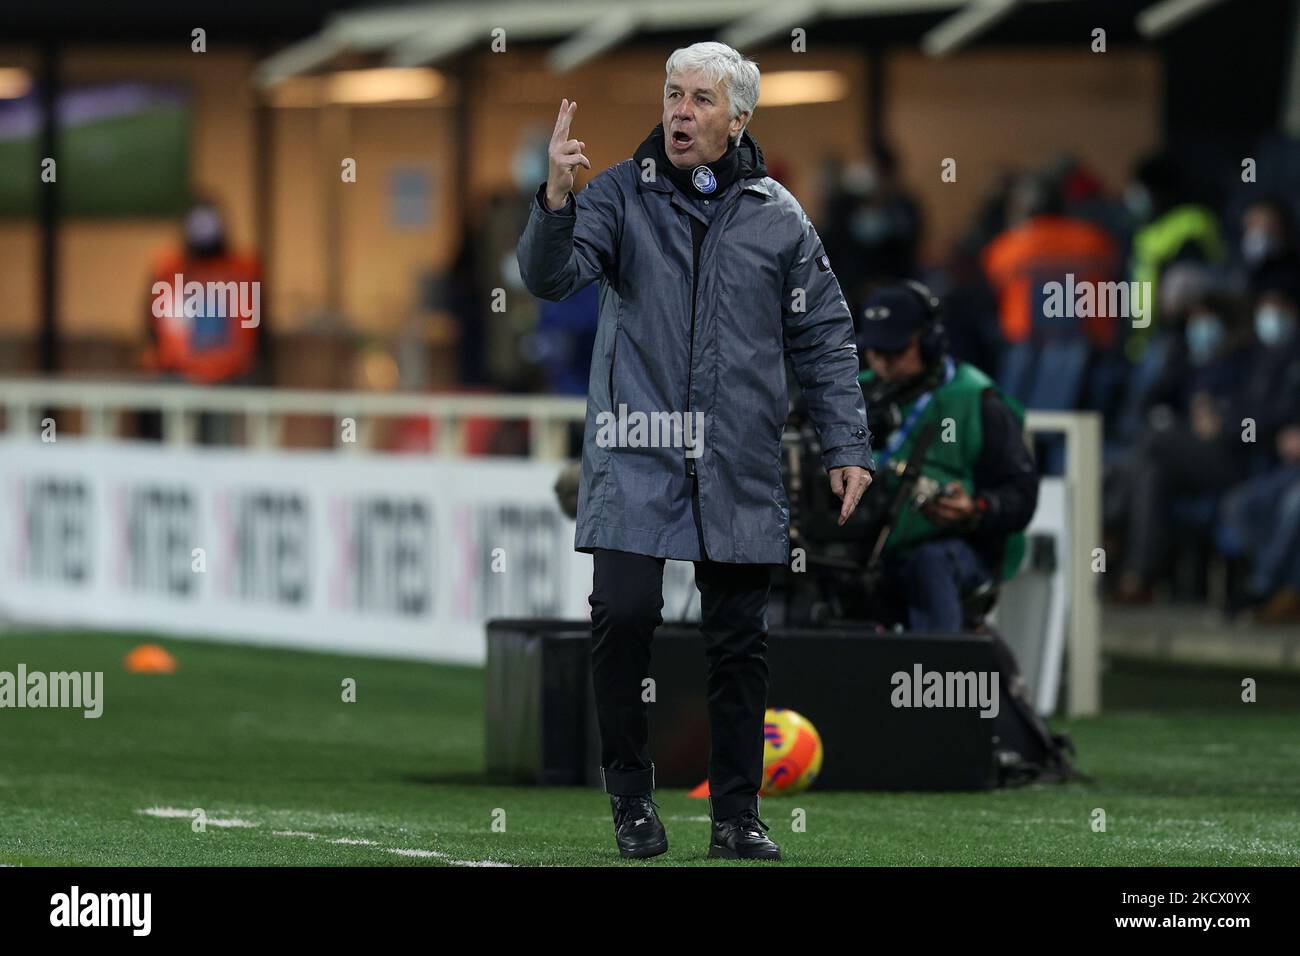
[1128,204,1224,359]
[859,360,1027,580]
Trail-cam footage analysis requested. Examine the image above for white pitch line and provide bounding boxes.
[273,831,511,867]
[139,806,258,828]
[385,847,511,867]
[142,808,512,866]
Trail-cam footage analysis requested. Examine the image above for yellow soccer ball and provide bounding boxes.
[760,707,824,796]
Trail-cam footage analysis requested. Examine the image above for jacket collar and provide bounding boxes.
[633,123,772,200]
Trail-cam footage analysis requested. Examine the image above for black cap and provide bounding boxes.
[857,286,930,352]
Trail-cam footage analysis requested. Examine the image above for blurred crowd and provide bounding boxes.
[835,146,1300,625]
[969,153,1298,625]
[455,138,1300,623]
[836,146,1300,624]
[142,131,1300,623]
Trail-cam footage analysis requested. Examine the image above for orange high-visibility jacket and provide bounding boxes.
[145,250,262,384]
[982,216,1119,346]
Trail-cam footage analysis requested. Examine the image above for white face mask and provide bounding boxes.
[1255,305,1297,346]
[851,207,890,243]
[1124,184,1152,222]
[512,143,549,193]
[1185,313,1225,364]
[1242,229,1280,266]
[841,161,877,198]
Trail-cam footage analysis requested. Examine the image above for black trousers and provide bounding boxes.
[589,547,773,820]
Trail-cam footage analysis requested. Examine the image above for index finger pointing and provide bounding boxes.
[839,481,858,523]
[841,474,867,523]
[852,475,868,509]
[554,99,576,141]
[551,99,568,141]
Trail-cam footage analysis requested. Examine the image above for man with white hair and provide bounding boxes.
[519,41,873,861]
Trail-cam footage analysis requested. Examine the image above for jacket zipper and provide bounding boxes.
[686,239,699,478]
[683,185,747,478]
[608,325,618,410]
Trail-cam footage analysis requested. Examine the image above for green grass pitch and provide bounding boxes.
[1,630,1298,866]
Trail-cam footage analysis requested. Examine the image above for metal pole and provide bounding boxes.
[1068,413,1103,717]
[37,38,61,376]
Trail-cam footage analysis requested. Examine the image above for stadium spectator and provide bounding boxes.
[1125,152,1225,358]
[1216,266,1300,618]
[982,171,1120,350]
[1218,432,1300,622]
[143,199,261,387]
[821,140,924,320]
[1252,479,1300,625]
[1241,266,1300,463]
[1053,153,1133,246]
[1107,286,1256,603]
[445,232,488,386]
[1237,195,1300,290]
[140,199,262,443]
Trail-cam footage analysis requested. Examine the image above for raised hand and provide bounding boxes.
[546,98,591,210]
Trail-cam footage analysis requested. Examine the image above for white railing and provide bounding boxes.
[0,378,586,459]
[1018,410,1103,719]
[0,377,1101,716]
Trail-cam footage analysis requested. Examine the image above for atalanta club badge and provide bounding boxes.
[691,165,717,194]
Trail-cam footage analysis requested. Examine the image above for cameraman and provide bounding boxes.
[857,282,1039,632]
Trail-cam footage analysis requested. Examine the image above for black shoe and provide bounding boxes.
[610,794,668,860]
[708,808,782,860]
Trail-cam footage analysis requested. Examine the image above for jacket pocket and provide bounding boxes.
[607,301,622,409]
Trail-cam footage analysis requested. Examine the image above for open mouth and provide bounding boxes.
[670,129,694,150]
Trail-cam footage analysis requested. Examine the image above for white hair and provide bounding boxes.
[664,42,760,145]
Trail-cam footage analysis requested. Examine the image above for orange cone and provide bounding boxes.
[688,779,710,798]
[125,644,177,674]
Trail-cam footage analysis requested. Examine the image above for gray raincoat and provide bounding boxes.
[517,124,873,564]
